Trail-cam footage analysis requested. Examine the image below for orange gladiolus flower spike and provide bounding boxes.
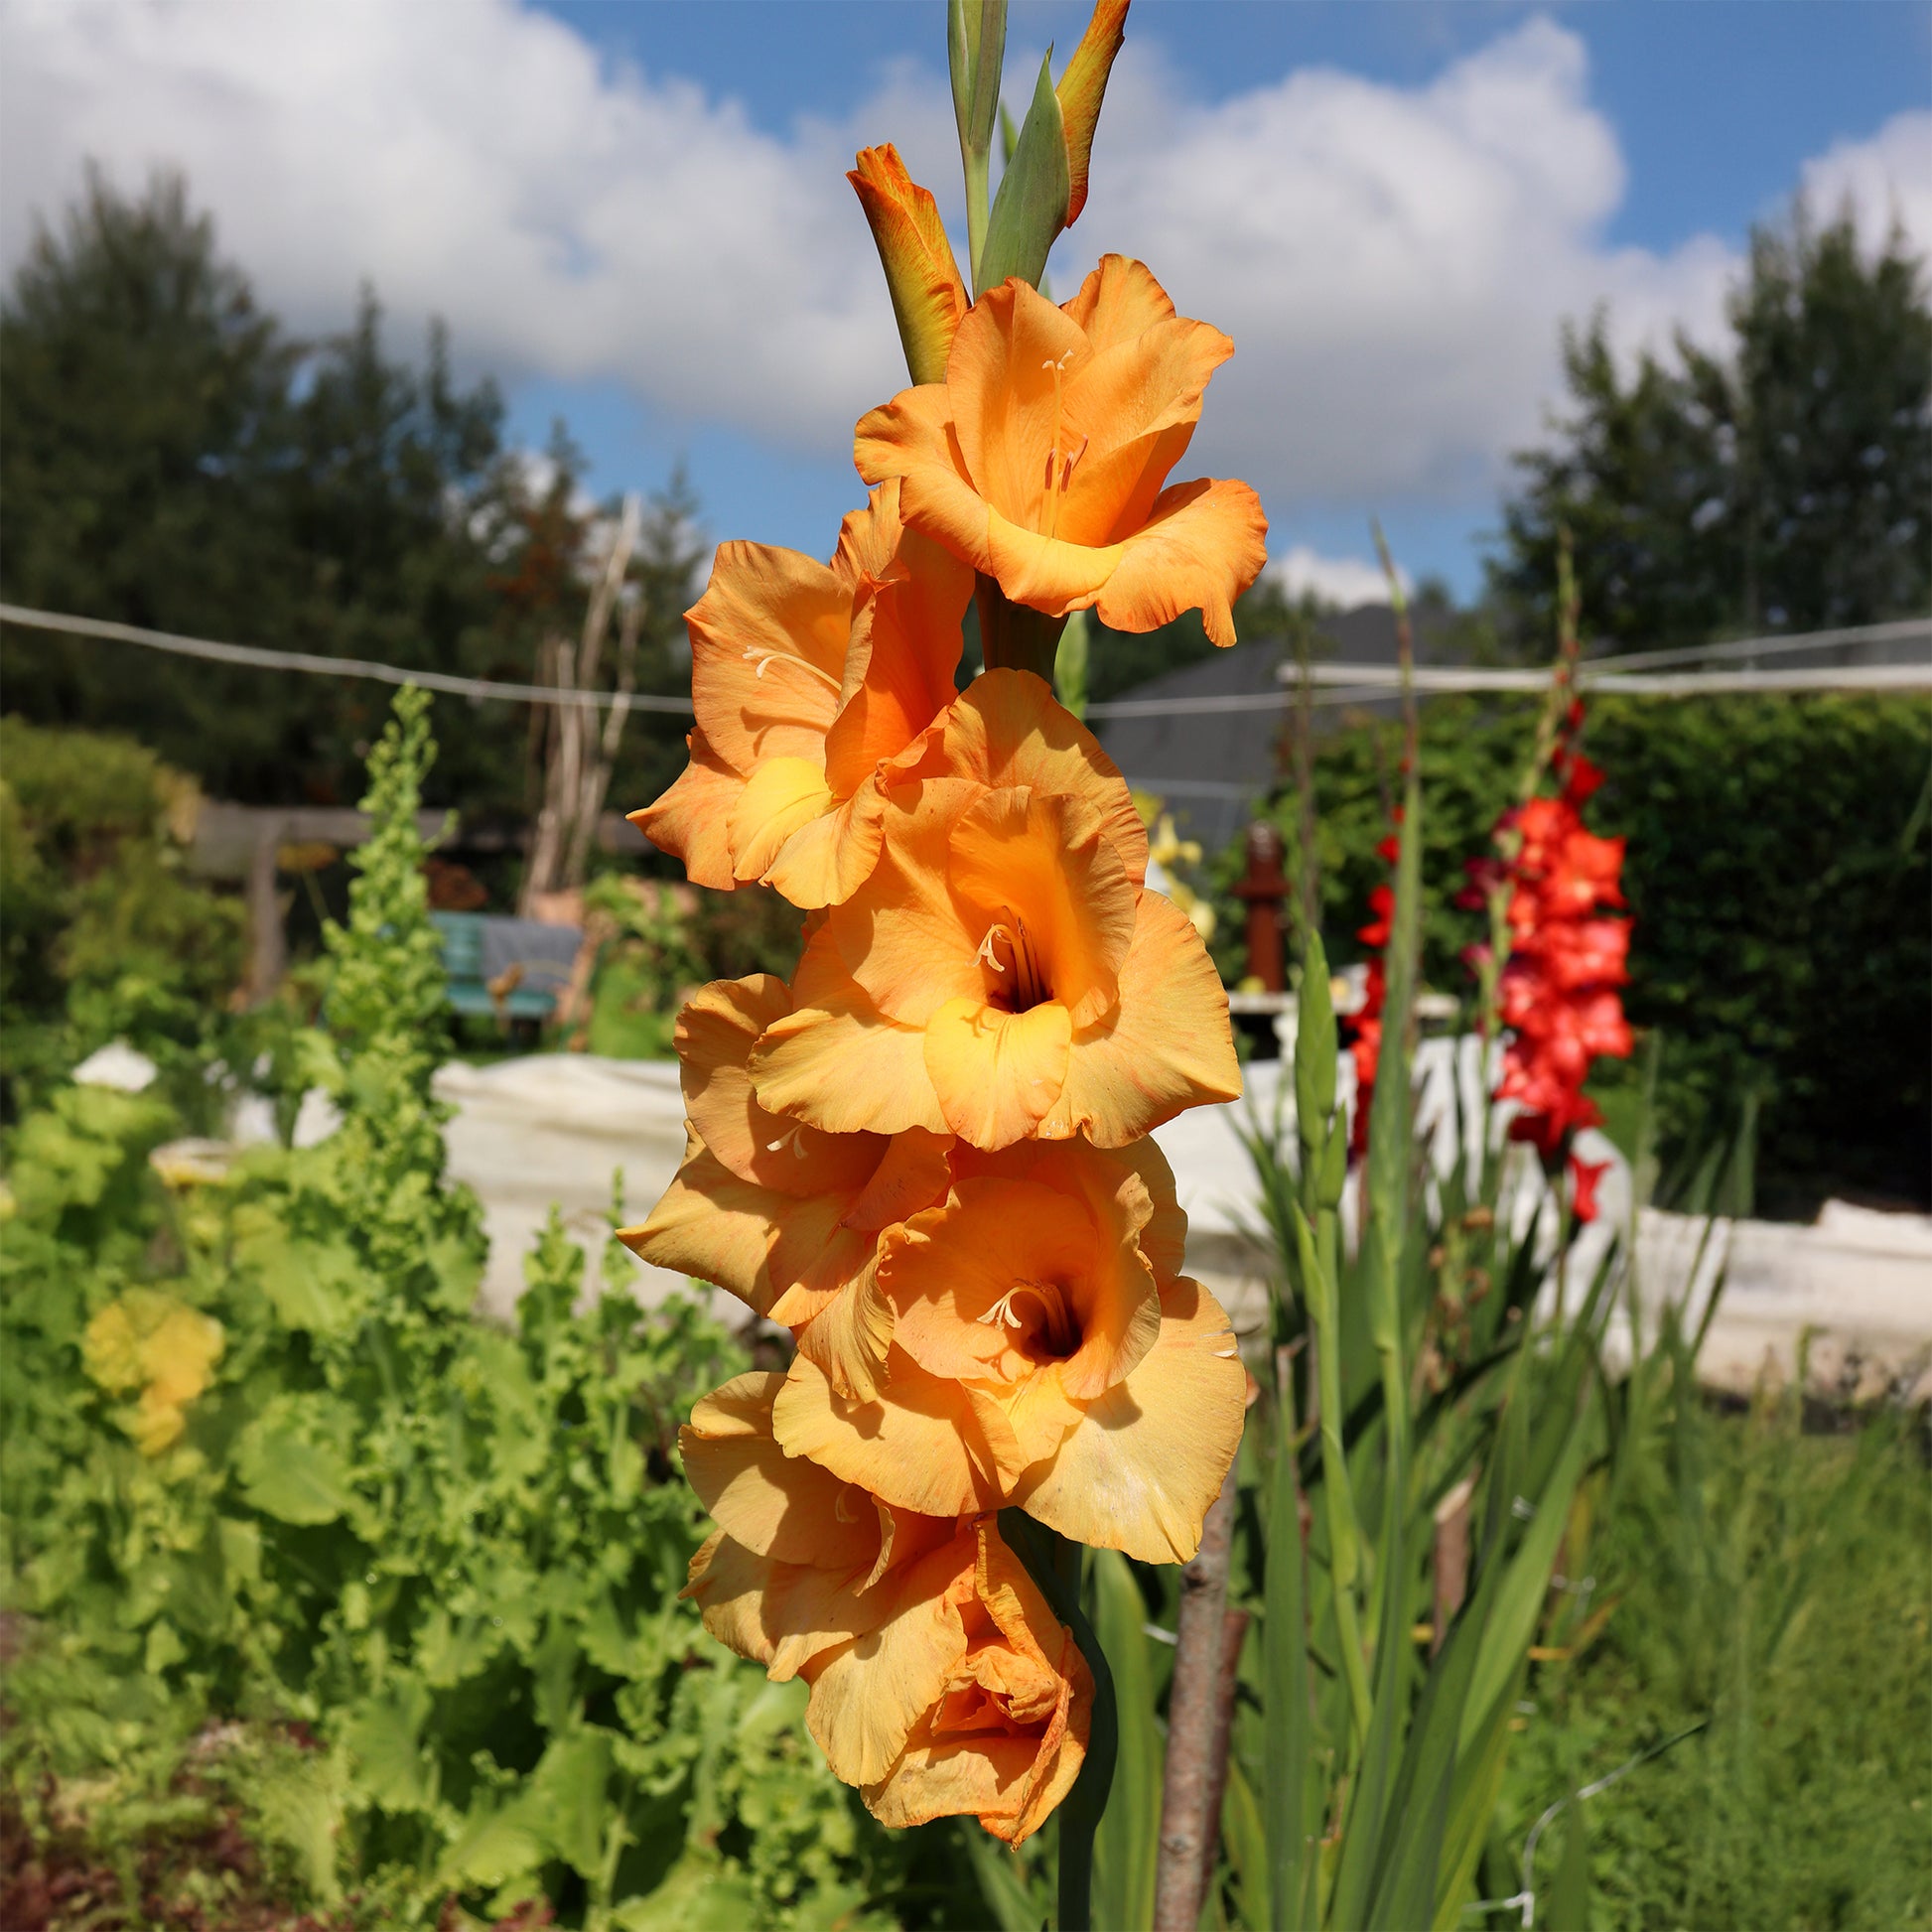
[769,1138,1248,1565]
[854,255,1268,646]
[748,671,1239,1152]
[621,975,950,1398]
[631,481,973,909]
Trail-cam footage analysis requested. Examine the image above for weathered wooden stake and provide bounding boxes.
[1154,1460,1240,1930]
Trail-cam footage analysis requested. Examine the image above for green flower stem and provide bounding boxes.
[999,1508,1116,1931]
[976,575,1067,684]
[1291,1202,1375,1748]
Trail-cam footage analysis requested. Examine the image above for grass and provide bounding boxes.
[1493,1397,1932,1930]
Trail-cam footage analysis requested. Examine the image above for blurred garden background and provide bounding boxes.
[2,4,1929,1928]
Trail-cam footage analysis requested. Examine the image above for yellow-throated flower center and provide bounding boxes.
[977,1279,1080,1365]
[974,907,1050,1013]
[1036,351,1088,542]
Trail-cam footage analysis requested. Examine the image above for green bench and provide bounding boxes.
[431,911,580,1023]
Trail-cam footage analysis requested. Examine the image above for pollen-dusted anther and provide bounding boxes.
[1059,433,1090,493]
[764,1123,811,1160]
[976,922,1012,973]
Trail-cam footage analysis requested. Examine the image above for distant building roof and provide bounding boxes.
[1094,601,1456,849]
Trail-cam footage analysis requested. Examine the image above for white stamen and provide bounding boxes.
[976,923,1010,973]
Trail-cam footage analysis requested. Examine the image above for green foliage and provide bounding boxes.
[1498,1390,1932,1930]
[580,876,706,1060]
[1223,693,1931,1215]
[0,690,952,1928]
[1493,206,1932,648]
[0,714,245,1117]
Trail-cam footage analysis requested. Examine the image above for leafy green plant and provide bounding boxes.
[0,715,245,1120]
[0,689,969,1928]
[1217,692,1931,1217]
[579,874,705,1059]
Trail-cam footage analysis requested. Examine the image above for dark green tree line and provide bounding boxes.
[1493,204,1932,650]
[0,169,702,819]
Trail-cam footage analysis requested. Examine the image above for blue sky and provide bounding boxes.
[519,0,1932,598]
[6,1,1928,604]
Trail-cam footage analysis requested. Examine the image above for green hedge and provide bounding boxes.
[1215,694,1931,1218]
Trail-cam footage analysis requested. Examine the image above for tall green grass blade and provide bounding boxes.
[1222,1757,1271,1932]
[1329,1419,1412,1931]
[1292,1201,1373,1748]
[1463,1411,1589,1752]
[1265,1372,1314,1931]
[961,1824,1045,1932]
[1089,1549,1160,1932]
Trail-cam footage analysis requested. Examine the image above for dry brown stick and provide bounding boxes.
[1154,1460,1240,1931]
[1432,1473,1477,1656]
[1195,1605,1252,1909]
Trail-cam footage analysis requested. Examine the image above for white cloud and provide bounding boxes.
[1066,19,1742,503]
[1800,109,1932,264]
[2,3,1924,538]
[1269,545,1407,611]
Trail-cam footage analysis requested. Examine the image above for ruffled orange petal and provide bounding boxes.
[688,540,849,772]
[832,776,985,1025]
[786,1255,896,1403]
[772,1347,1002,1519]
[1060,251,1175,353]
[1060,312,1232,544]
[923,998,1072,1147]
[1012,1277,1247,1564]
[1085,476,1270,649]
[680,1372,882,1570]
[804,1531,976,1784]
[862,1522,1090,1845]
[629,730,741,890]
[855,384,991,575]
[944,279,1092,533]
[750,927,947,1136]
[1040,888,1242,1145]
[729,756,834,883]
[675,976,884,1197]
[621,1135,789,1312]
[920,669,1148,887]
[946,787,1134,1029]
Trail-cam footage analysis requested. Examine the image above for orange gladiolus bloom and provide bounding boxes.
[854,256,1268,646]
[767,1138,1247,1564]
[622,975,949,1397]
[749,671,1239,1150]
[682,1375,1089,1843]
[632,481,973,908]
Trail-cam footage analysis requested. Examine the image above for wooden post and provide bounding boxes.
[1196,1605,1251,1907]
[1232,820,1290,992]
[1154,1461,1240,1931]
